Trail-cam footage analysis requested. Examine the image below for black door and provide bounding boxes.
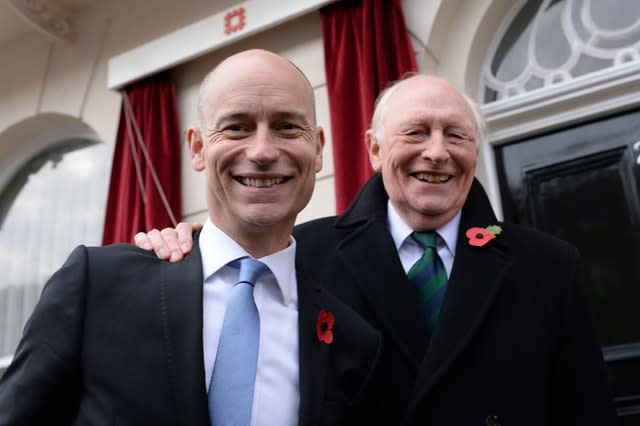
[495,107,640,423]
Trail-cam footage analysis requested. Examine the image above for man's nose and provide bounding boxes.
[421,132,450,163]
[246,127,279,164]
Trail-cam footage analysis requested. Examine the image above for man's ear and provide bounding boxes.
[365,130,382,172]
[187,125,205,172]
[314,126,325,173]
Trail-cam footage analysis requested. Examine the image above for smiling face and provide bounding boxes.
[188,50,324,256]
[366,76,479,231]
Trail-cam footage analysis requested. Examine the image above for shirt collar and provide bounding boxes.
[387,200,461,256]
[199,219,297,306]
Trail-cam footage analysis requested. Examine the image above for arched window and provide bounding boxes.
[0,139,110,361]
[482,0,640,103]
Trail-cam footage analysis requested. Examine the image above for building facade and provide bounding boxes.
[1,0,638,420]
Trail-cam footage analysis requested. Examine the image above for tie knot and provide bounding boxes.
[412,231,438,249]
[231,257,269,286]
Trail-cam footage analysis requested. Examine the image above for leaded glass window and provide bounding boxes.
[482,0,640,103]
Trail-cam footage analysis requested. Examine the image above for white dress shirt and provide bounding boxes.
[199,219,299,426]
[387,201,461,277]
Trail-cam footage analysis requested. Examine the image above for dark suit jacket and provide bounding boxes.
[295,174,617,426]
[0,237,381,426]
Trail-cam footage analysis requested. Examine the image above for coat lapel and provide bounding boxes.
[336,222,429,369]
[406,180,514,415]
[160,232,210,425]
[335,174,430,370]
[297,254,382,426]
[297,263,330,426]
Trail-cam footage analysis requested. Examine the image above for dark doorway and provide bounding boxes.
[495,107,640,423]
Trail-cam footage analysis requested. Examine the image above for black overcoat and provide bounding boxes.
[295,174,617,425]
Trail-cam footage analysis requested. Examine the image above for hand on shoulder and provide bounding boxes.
[134,222,201,262]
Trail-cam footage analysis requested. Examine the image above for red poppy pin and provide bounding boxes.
[466,225,502,247]
[316,310,335,344]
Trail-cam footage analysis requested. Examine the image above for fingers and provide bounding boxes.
[160,227,184,262]
[133,232,153,251]
[133,222,201,262]
[134,228,178,261]
[138,228,172,260]
[176,222,196,255]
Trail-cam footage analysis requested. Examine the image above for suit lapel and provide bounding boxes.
[297,262,330,426]
[160,233,210,425]
[297,253,383,426]
[406,180,514,415]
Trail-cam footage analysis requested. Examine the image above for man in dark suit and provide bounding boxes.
[0,49,381,426]
[142,74,618,425]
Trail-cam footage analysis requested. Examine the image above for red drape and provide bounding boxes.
[321,0,417,213]
[102,72,182,245]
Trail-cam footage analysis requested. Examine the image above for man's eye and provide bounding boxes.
[221,124,250,137]
[405,129,427,140]
[447,131,469,142]
[276,123,301,135]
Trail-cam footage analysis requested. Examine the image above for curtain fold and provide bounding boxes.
[321,0,417,213]
[102,72,182,245]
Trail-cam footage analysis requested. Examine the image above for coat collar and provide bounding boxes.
[336,173,389,228]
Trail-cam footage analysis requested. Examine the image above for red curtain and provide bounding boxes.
[102,72,182,245]
[321,0,417,213]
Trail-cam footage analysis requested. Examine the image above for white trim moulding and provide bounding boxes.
[108,0,334,90]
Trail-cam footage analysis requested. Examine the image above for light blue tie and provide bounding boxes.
[209,257,268,426]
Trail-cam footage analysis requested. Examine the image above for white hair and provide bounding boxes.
[369,74,485,146]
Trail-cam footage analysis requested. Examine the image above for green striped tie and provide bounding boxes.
[407,232,448,330]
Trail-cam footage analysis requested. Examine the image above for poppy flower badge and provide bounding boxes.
[466,225,502,247]
[316,310,335,344]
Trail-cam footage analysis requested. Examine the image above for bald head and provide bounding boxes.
[197,49,316,125]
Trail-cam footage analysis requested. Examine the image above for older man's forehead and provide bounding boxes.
[386,91,474,122]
